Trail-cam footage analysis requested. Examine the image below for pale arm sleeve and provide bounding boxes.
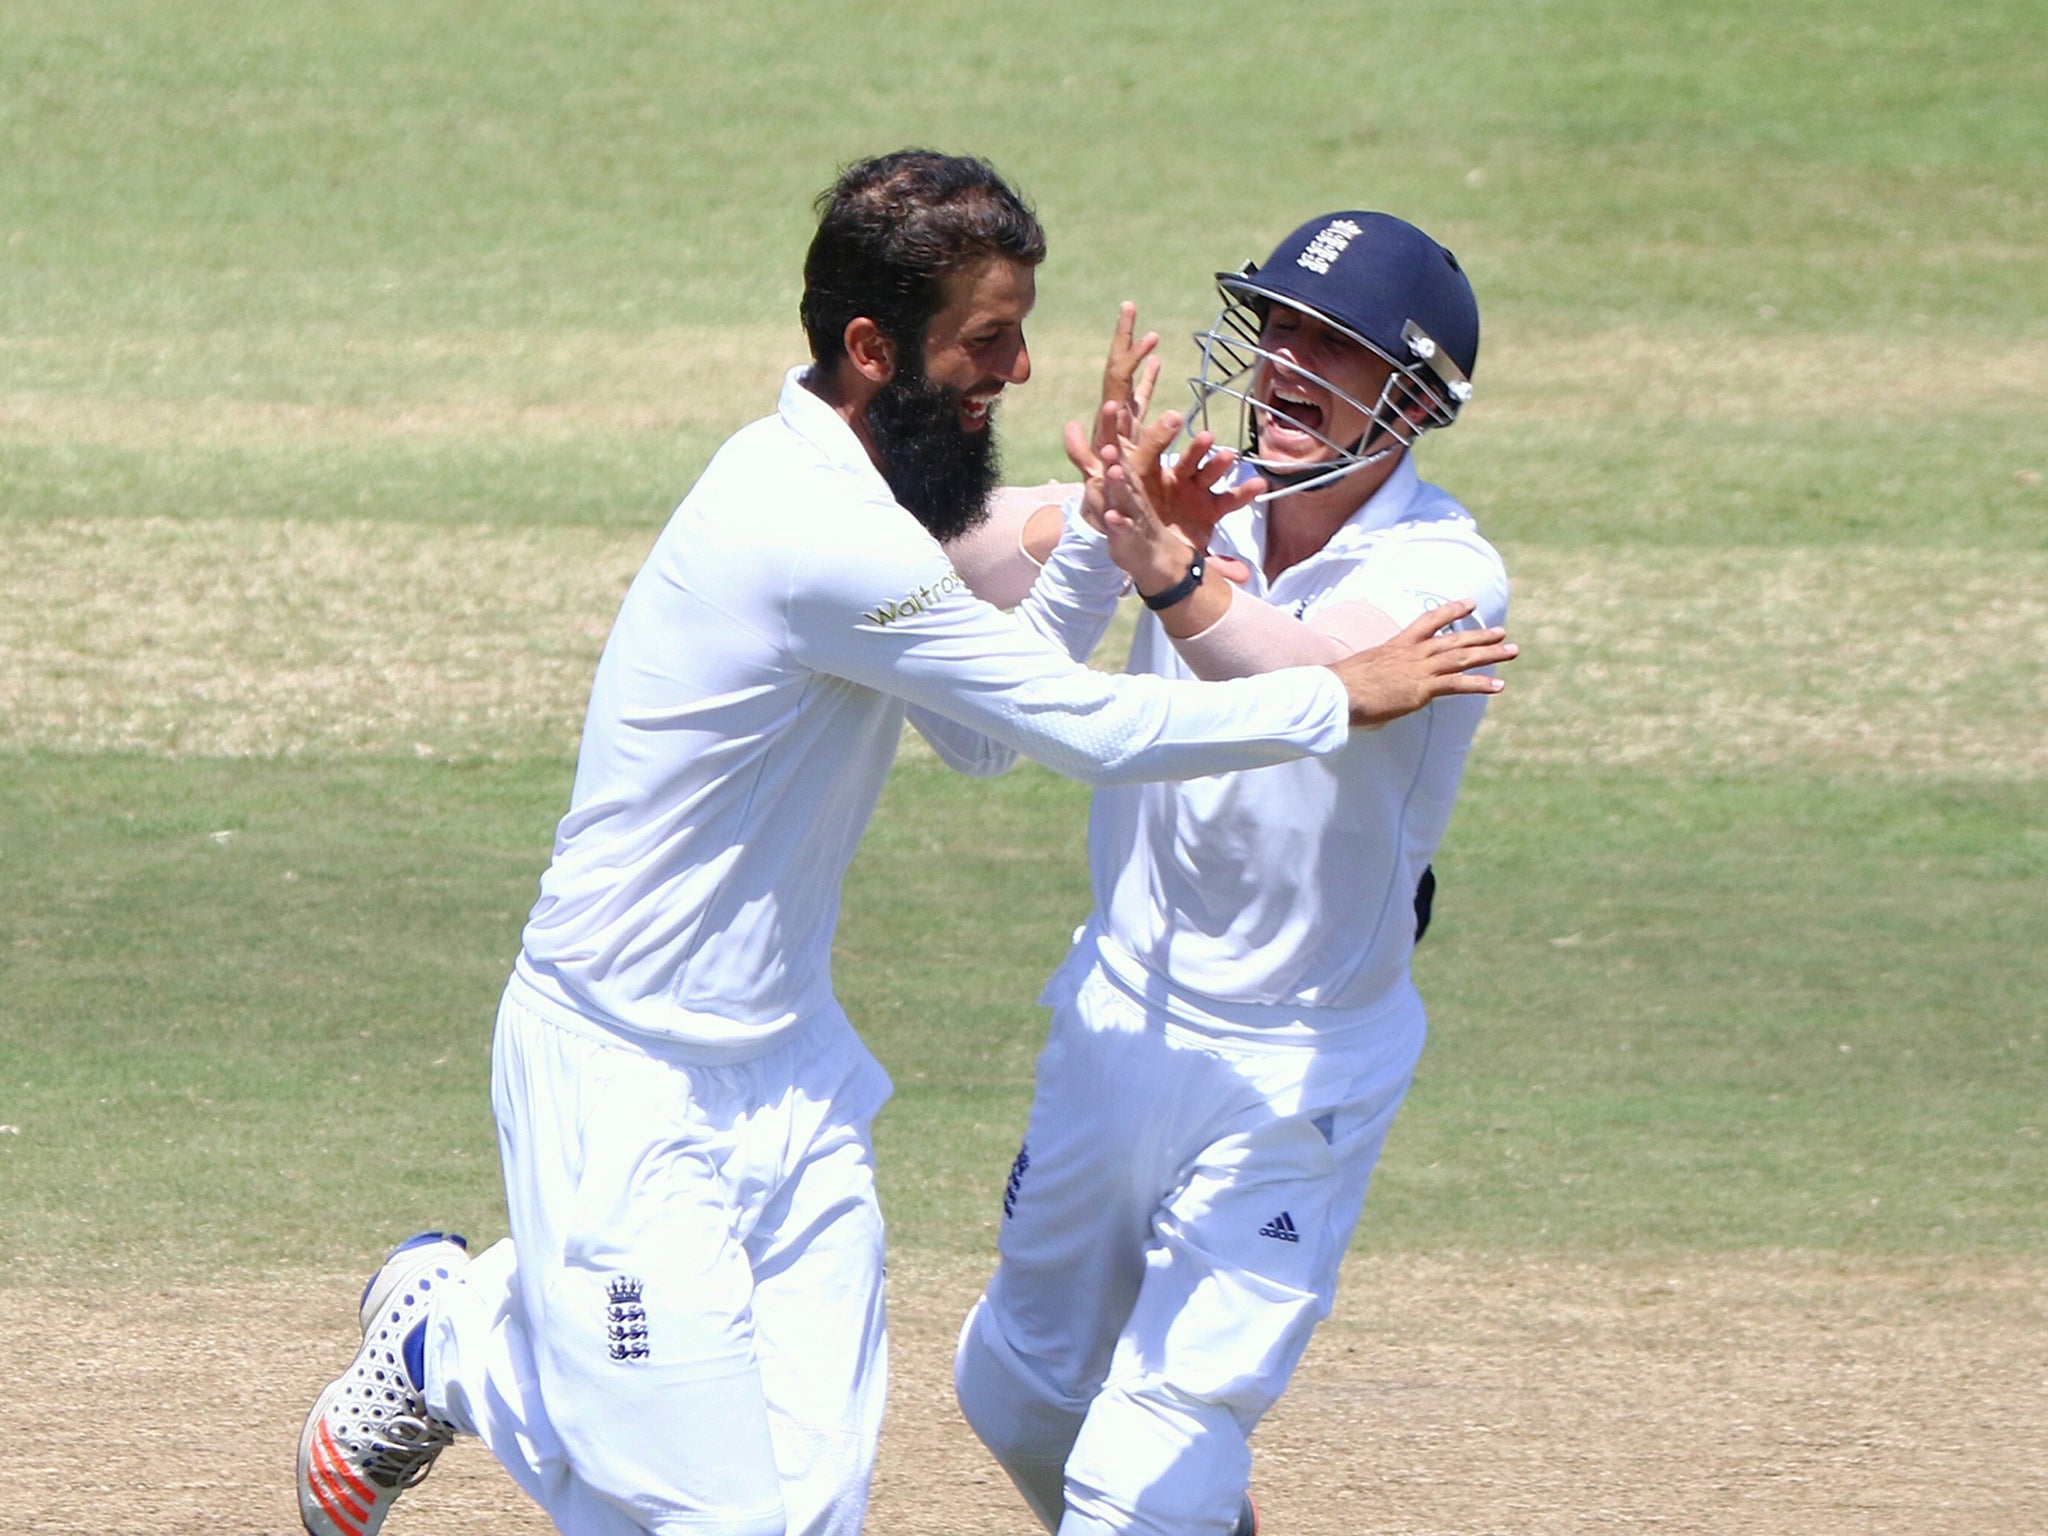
[790,526,1350,788]
[1170,529,1509,681]
[941,486,1123,657]
[943,486,1064,609]
[1172,588,1361,680]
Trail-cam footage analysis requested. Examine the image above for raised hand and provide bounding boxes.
[1062,307,1261,584]
[1096,301,1161,462]
[1094,434,1199,596]
[1124,409,1266,558]
[1063,302,1162,494]
[1066,401,1133,536]
[1328,600,1518,726]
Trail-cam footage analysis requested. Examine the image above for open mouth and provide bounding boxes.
[960,389,1002,431]
[1255,384,1325,444]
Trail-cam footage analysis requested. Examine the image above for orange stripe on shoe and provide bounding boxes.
[308,1464,368,1536]
[311,1472,369,1534]
[309,1447,370,1532]
[313,1441,374,1531]
[316,1419,378,1506]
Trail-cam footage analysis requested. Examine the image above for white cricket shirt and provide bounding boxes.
[1076,454,1510,1032]
[513,368,1352,1054]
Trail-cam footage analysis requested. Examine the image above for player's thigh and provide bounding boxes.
[530,1192,784,1534]
[1112,1110,1374,1424]
[745,1012,892,1430]
[1111,1011,1425,1419]
[493,996,787,1533]
[747,1121,889,1536]
[985,980,1171,1392]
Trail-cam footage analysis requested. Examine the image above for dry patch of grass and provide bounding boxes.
[0,518,645,760]
[1476,326,2048,426]
[6,519,2038,780]
[0,328,790,445]
[1242,1250,2048,1536]
[0,326,1056,447]
[2,327,2042,449]
[0,1250,2039,1534]
[1488,544,2047,780]
[0,391,699,445]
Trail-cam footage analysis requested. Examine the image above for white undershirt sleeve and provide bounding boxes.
[791,525,1349,788]
[914,495,1130,772]
[1005,498,1128,660]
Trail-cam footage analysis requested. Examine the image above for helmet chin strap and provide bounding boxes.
[1258,460,1345,490]
[1247,428,1392,499]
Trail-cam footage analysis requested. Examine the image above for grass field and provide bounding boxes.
[2,2,2045,1531]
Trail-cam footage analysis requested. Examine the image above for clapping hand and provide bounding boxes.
[1059,307,1248,571]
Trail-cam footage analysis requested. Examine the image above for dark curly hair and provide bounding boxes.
[801,150,1046,369]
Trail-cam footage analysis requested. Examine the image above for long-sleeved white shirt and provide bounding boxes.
[984,456,1509,1035]
[512,368,1352,1053]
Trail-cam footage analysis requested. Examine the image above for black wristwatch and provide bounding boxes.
[1139,549,1206,611]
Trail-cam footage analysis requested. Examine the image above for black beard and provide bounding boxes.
[864,368,1000,543]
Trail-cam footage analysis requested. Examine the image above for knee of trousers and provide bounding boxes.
[955,1293,1097,1532]
[955,1294,1093,1462]
[1063,1378,1252,1536]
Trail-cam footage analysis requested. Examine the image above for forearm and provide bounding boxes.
[1171,592,1400,680]
[981,664,1351,786]
[1011,498,1129,662]
[837,613,1351,786]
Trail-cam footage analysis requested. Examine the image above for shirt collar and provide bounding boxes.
[1227,452,1426,575]
[778,365,894,498]
[1331,452,1425,540]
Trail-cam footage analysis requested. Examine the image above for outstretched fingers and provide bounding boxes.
[1429,669,1512,696]
[1332,602,1519,726]
[1063,416,1097,476]
[1127,409,1184,474]
[1404,603,1517,686]
[1103,301,1162,422]
[1425,624,1515,664]
[1177,433,1268,516]
[1132,356,1160,420]
[1422,632,1517,691]
[1397,598,1476,638]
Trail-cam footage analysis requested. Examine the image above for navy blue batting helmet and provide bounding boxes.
[1222,211,1478,392]
[1188,212,1480,495]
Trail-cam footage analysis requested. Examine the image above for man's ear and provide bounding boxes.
[843,318,897,387]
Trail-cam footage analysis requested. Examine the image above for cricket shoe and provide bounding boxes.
[1230,1492,1260,1536]
[298,1232,469,1536]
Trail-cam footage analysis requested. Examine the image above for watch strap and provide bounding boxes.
[1140,548,1206,611]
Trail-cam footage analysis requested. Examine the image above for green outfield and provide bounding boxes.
[2,0,2043,1297]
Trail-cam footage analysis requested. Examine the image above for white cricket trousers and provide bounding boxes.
[423,980,893,1536]
[955,956,1425,1536]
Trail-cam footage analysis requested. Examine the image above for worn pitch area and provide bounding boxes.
[1,1250,2042,1534]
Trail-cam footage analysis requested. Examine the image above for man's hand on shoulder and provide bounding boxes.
[1329,600,1517,727]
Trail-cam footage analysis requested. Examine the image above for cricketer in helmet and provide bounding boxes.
[949,213,1509,1536]
[977,210,1481,595]
[1192,210,1478,507]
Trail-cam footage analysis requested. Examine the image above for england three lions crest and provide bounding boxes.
[605,1275,651,1363]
